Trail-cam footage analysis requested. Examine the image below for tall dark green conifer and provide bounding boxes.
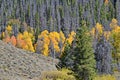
[72,21,96,80]
[59,43,74,69]
[95,35,112,74]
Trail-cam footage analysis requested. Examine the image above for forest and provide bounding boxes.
[0,0,120,80]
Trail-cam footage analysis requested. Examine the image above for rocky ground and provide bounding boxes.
[114,72,120,80]
[0,40,58,80]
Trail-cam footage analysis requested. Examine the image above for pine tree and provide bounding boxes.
[95,35,112,74]
[72,21,96,80]
[59,43,74,69]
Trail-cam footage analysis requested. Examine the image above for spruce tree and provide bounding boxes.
[95,35,112,74]
[59,43,74,69]
[72,21,96,80]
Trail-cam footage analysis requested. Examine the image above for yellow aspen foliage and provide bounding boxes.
[37,30,50,56]
[36,30,75,56]
[10,36,17,46]
[111,26,120,49]
[90,23,104,39]
[90,27,96,37]
[38,30,49,42]
[23,31,35,52]
[61,45,65,52]
[95,23,103,35]
[103,31,111,41]
[23,31,29,39]
[59,31,65,43]
[6,25,12,35]
[111,23,120,61]
[110,18,118,29]
[17,33,23,40]
[52,32,60,42]
[38,30,49,38]
[22,31,35,42]
[49,32,60,52]
[43,44,49,56]
[25,38,35,52]
[71,31,76,36]
[66,31,76,45]
[28,32,35,42]
[6,25,12,31]
[112,18,118,24]
[16,33,24,48]
[49,32,54,38]
[16,31,35,52]
[54,45,60,52]
[44,36,50,46]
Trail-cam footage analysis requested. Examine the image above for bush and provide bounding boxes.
[94,75,116,80]
[40,69,75,80]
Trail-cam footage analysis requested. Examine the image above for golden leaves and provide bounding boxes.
[10,36,17,46]
[111,24,120,51]
[37,30,75,56]
[110,18,118,29]
[5,25,12,35]
[6,25,12,32]
[2,24,75,56]
[96,23,103,35]
[60,31,65,43]
[38,30,50,56]
[66,31,76,44]
[16,31,35,52]
[90,23,103,39]
[103,31,111,41]
[90,22,111,41]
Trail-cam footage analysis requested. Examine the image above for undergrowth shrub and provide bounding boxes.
[94,75,116,80]
[40,69,75,80]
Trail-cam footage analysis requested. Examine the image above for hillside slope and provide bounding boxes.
[0,40,57,80]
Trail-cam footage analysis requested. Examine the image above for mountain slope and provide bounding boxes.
[0,40,57,80]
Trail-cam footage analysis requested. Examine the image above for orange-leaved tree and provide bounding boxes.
[16,31,35,52]
[10,35,17,46]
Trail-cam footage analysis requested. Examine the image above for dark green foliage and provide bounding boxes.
[72,21,96,80]
[0,0,117,35]
[59,43,74,69]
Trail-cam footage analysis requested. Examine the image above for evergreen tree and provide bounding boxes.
[72,21,96,80]
[59,43,74,69]
[95,35,112,74]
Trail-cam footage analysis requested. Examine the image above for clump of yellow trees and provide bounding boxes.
[36,30,75,56]
[1,18,120,61]
[0,24,75,57]
[1,25,35,52]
